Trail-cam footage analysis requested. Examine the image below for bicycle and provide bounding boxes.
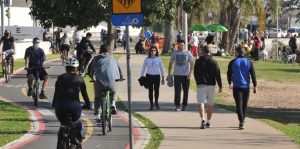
[25,66,49,107]
[91,79,124,135]
[1,49,14,83]
[57,114,83,149]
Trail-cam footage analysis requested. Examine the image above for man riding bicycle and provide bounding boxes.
[0,30,16,73]
[76,32,95,73]
[89,44,123,122]
[52,57,91,148]
[24,38,48,99]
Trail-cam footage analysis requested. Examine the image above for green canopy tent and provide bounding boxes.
[190,25,208,32]
[207,24,228,32]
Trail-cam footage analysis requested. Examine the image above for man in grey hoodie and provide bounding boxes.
[89,44,122,122]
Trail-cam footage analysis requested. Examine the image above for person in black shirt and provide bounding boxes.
[76,32,95,73]
[0,30,16,73]
[194,45,222,129]
[52,57,91,147]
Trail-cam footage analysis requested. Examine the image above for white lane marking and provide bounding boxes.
[37,109,55,116]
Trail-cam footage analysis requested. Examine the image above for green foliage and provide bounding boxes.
[29,0,108,29]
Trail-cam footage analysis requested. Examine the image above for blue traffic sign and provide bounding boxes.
[112,14,143,26]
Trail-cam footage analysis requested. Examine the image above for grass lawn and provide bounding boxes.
[161,54,300,147]
[0,54,60,147]
[0,101,30,147]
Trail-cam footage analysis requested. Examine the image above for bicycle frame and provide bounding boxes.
[2,53,13,83]
[57,116,82,149]
[31,68,40,107]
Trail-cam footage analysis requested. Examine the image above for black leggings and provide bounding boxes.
[233,88,250,123]
[146,74,160,106]
[55,101,82,124]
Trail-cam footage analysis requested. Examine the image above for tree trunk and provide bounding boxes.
[220,0,241,53]
[162,20,173,53]
[107,18,116,50]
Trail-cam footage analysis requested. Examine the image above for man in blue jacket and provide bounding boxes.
[227,46,257,130]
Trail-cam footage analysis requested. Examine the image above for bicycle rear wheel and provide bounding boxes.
[101,98,107,135]
[32,83,39,107]
[4,63,8,83]
[57,139,69,149]
[6,64,11,83]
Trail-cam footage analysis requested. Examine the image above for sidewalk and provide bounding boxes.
[117,53,298,149]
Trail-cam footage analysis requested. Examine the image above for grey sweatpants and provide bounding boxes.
[93,80,118,116]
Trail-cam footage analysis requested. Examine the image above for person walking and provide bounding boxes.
[251,34,261,60]
[140,46,165,110]
[167,40,194,111]
[194,45,222,129]
[227,46,257,130]
[189,33,199,58]
[289,34,297,54]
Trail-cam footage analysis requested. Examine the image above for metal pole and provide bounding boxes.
[126,25,133,149]
[276,0,279,59]
[182,9,188,50]
[1,0,5,35]
[7,6,10,26]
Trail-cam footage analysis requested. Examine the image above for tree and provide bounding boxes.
[28,0,107,30]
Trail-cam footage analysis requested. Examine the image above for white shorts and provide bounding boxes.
[197,85,216,105]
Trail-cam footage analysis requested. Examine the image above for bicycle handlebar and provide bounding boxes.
[24,66,50,70]
[89,78,125,83]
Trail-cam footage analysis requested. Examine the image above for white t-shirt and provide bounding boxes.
[141,57,165,76]
[190,35,199,46]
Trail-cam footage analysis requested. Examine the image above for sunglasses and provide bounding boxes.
[150,50,156,52]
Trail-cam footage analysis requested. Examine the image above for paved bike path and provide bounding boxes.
[0,60,145,149]
[117,53,299,149]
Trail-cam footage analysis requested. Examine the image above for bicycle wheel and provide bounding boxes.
[57,139,69,149]
[107,93,112,131]
[32,82,39,107]
[101,96,107,135]
[4,63,8,83]
[6,64,11,83]
[108,107,112,132]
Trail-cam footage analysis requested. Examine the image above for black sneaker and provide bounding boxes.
[206,122,212,128]
[150,105,154,110]
[39,92,48,99]
[27,88,32,97]
[200,120,206,129]
[155,103,160,109]
[111,105,117,115]
[96,118,102,124]
[239,122,245,130]
[181,105,186,111]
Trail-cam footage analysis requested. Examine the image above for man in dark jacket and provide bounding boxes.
[227,46,257,130]
[76,32,96,73]
[289,34,297,54]
[194,45,222,129]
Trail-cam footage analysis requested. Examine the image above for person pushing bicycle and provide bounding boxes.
[89,44,124,122]
[52,57,91,148]
[24,38,48,99]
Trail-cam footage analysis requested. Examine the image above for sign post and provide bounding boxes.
[111,1,143,149]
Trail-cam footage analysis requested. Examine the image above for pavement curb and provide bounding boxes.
[118,110,150,149]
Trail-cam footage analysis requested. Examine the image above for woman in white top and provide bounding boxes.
[141,46,165,110]
[60,33,72,60]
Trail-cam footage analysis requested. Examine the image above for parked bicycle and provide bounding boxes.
[25,66,49,107]
[57,114,83,149]
[1,49,14,83]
